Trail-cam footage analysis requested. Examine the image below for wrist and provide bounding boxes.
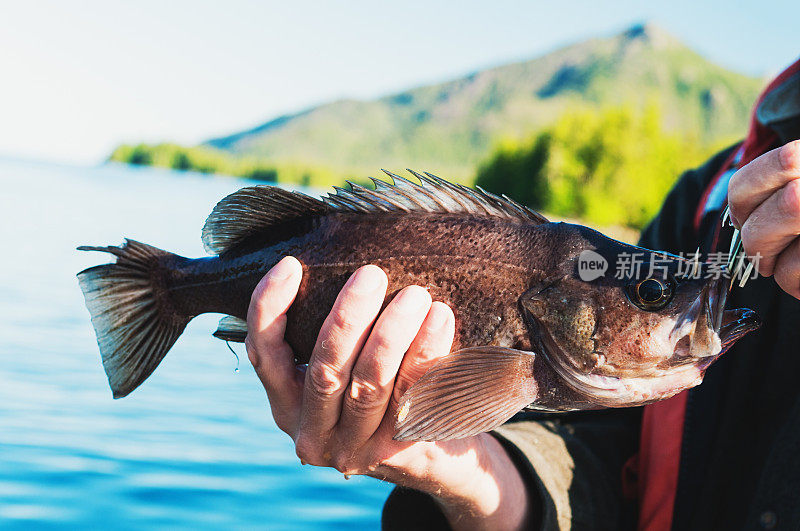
[431,433,530,530]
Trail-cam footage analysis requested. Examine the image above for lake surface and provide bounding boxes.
[0,159,392,529]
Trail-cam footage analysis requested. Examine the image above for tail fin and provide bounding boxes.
[77,239,190,398]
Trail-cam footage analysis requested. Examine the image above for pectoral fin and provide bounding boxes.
[213,316,248,343]
[394,347,538,442]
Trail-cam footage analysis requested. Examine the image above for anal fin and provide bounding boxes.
[213,316,248,343]
[394,347,538,442]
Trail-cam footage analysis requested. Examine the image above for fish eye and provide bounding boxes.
[628,277,673,310]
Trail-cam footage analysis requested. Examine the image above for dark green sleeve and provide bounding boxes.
[382,146,739,531]
[492,410,641,530]
[381,410,641,531]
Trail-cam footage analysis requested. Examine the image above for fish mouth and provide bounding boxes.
[717,306,761,354]
[670,277,760,364]
[704,278,761,357]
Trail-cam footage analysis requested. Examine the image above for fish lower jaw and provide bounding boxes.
[563,362,705,406]
[667,315,722,360]
[669,331,722,361]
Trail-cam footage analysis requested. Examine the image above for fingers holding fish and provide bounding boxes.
[335,285,432,451]
[740,178,800,276]
[295,265,388,462]
[322,295,455,480]
[348,302,455,475]
[728,141,800,227]
[245,256,304,434]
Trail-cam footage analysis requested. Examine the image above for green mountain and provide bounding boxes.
[204,23,762,181]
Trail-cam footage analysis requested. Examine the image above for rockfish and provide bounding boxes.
[77,171,760,441]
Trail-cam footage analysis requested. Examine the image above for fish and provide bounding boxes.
[77,170,760,442]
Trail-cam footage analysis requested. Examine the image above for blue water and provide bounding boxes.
[0,159,392,529]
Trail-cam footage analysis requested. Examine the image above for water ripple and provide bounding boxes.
[0,160,392,528]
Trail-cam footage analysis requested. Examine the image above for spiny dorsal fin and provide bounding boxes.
[201,170,548,255]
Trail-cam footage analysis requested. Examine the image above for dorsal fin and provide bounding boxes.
[201,170,548,255]
[202,187,331,254]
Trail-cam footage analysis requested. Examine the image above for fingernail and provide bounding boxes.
[268,257,296,281]
[426,302,450,330]
[349,265,384,293]
[394,286,430,314]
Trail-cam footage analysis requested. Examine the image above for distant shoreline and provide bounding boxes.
[109,142,351,188]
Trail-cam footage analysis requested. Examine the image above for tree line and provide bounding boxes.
[474,105,725,229]
[110,104,732,230]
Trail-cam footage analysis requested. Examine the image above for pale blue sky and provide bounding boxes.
[1,1,798,164]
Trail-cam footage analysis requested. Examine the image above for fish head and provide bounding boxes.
[520,223,760,406]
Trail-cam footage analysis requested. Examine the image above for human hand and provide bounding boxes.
[245,256,532,530]
[728,140,800,299]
